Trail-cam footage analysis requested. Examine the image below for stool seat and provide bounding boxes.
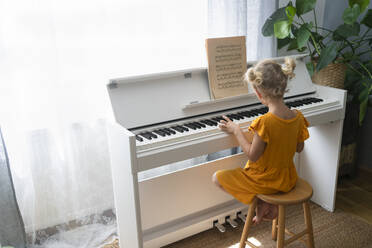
[239,177,315,248]
[257,178,313,205]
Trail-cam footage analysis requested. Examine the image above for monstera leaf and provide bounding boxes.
[343,4,361,24]
[333,23,360,40]
[349,0,370,13]
[262,7,288,37]
[297,23,313,48]
[362,9,372,28]
[296,0,316,16]
[316,44,338,71]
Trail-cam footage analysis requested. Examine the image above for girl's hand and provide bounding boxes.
[219,115,240,134]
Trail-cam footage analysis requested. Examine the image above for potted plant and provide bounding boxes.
[262,0,372,176]
[262,0,372,89]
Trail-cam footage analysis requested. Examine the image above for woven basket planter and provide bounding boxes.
[311,62,347,89]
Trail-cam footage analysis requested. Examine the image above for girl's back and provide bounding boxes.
[246,110,309,171]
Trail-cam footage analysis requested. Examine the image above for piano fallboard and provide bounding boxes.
[107,54,316,130]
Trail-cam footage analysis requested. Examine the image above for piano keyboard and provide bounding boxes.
[133,97,340,151]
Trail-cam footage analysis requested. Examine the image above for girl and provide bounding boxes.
[213,57,309,224]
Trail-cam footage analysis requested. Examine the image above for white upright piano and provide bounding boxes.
[106,54,346,248]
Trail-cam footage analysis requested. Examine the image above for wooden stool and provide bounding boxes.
[239,178,314,248]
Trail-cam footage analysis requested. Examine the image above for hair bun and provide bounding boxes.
[282,57,296,79]
[246,68,263,85]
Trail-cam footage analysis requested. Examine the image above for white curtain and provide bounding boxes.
[0,0,275,246]
[208,0,276,60]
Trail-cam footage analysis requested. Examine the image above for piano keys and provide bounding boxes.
[106,54,346,248]
[133,97,325,148]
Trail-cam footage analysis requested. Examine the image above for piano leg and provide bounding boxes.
[107,123,143,248]
[298,119,344,212]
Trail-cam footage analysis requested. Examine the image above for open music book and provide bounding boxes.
[205,36,249,99]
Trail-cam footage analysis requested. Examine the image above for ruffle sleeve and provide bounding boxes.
[297,113,310,143]
[248,116,269,143]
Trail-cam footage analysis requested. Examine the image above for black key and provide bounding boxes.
[248,111,256,117]
[193,122,203,129]
[242,111,255,117]
[302,99,313,104]
[180,125,189,131]
[191,123,202,129]
[136,135,143,142]
[238,112,251,118]
[212,116,224,122]
[234,114,244,120]
[254,109,263,114]
[171,126,184,133]
[164,128,176,135]
[286,101,294,107]
[250,109,259,115]
[184,123,198,130]
[226,114,237,120]
[139,132,152,140]
[195,122,206,128]
[234,114,245,119]
[148,132,157,139]
[160,129,172,135]
[154,130,166,137]
[202,119,218,126]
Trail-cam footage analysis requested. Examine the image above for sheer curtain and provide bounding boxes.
[0,0,275,246]
[208,0,276,59]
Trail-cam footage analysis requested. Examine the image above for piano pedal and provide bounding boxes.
[225,216,238,228]
[213,220,226,233]
[237,211,246,223]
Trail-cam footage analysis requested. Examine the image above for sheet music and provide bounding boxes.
[206,36,249,99]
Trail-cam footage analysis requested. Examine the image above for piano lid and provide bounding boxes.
[107,54,316,130]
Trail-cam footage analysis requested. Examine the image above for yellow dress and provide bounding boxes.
[216,110,309,204]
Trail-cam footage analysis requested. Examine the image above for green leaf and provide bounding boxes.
[333,23,360,40]
[296,23,312,49]
[277,37,291,49]
[359,96,368,125]
[342,51,358,62]
[343,4,361,24]
[349,0,370,13]
[286,6,297,22]
[287,38,299,50]
[296,0,317,16]
[359,85,369,102]
[306,62,315,77]
[361,9,372,28]
[311,31,324,42]
[274,20,291,39]
[262,7,288,37]
[316,43,338,71]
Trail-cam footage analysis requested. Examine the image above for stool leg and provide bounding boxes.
[239,198,258,248]
[277,205,285,248]
[303,201,315,248]
[271,217,278,241]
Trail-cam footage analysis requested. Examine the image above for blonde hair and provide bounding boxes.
[245,57,296,98]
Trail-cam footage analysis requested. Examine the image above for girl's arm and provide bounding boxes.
[219,116,266,162]
[296,142,304,152]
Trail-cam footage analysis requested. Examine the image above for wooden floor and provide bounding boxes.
[336,167,372,224]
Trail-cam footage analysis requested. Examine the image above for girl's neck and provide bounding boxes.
[266,97,286,111]
[265,97,296,119]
